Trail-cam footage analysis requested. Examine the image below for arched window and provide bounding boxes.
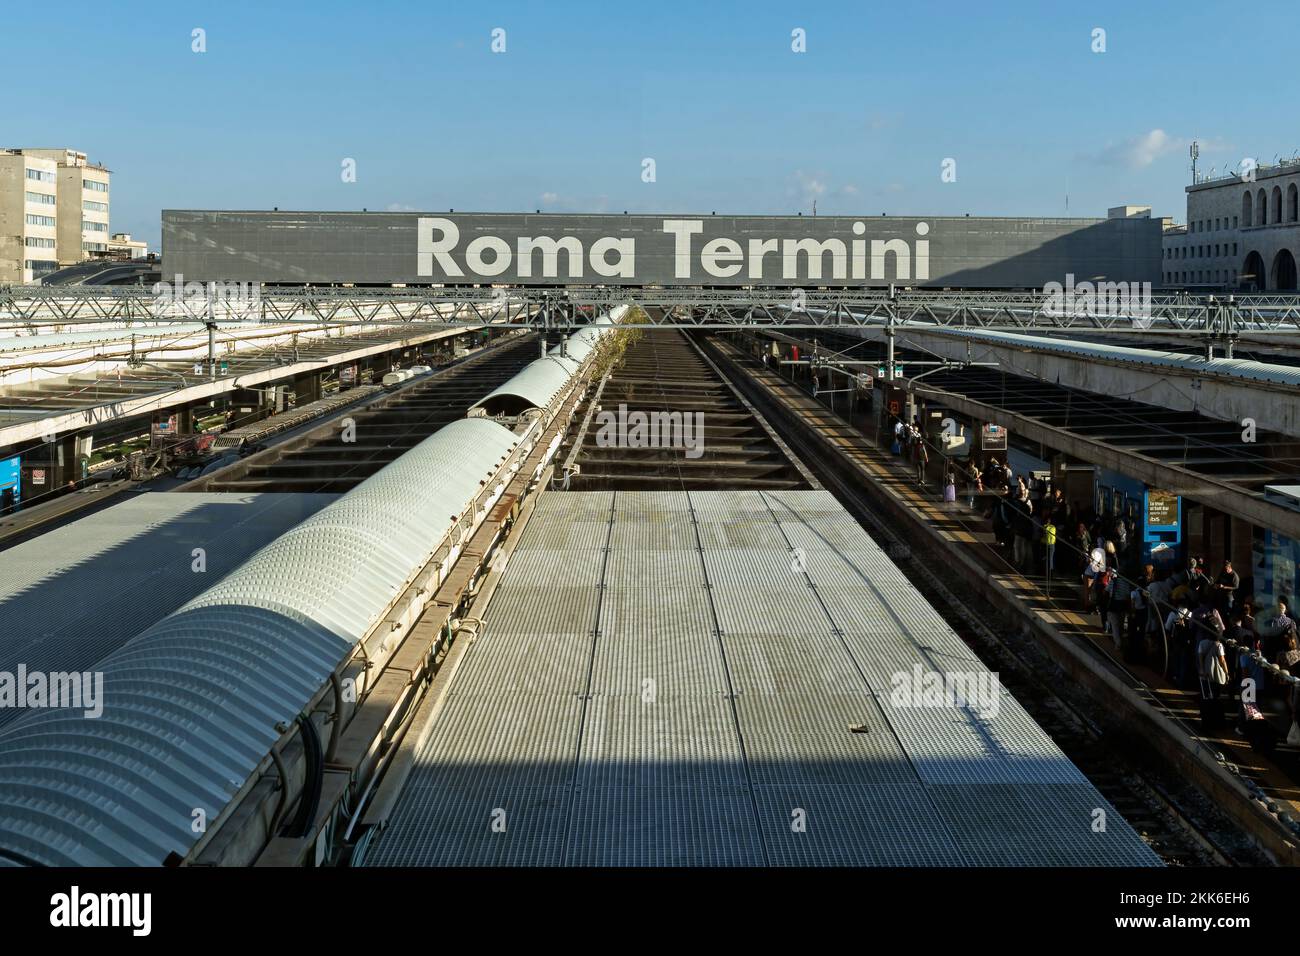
[1258,188,1269,224]
[1271,249,1298,291]
[1243,191,1253,227]
[1242,250,1267,291]
[1288,183,1298,222]
[1272,186,1283,223]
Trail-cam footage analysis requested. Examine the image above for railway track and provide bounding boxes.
[190,334,536,494]
[699,331,1270,866]
[556,328,809,490]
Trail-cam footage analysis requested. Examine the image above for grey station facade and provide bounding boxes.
[161,210,1163,289]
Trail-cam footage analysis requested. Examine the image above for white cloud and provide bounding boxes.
[1127,129,1175,168]
[386,202,417,212]
[539,192,559,205]
[790,170,828,209]
[1093,129,1232,169]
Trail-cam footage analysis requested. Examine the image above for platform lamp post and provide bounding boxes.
[205,283,218,380]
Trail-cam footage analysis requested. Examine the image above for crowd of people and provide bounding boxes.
[888,417,1300,749]
[970,454,1300,748]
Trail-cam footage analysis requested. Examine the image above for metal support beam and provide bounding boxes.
[6,285,1300,334]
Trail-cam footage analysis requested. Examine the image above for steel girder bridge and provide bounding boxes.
[4,285,1300,342]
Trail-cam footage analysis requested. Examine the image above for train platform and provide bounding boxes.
[363,489,1159,867]
[0,490,334,731]
[708,336,1300,863]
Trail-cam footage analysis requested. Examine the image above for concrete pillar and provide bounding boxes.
[292,372,322,406]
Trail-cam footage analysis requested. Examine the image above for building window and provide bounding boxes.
[82,179,109,193]
[24,191,56,205]
[24,259,59,276]
[83,200,108,213]
[1233,242,1238,255]
[25,214,56,227]
[1233,216,1238,229]
[82,220,108,233]
[82,242,108,252]
[25,168,55,183]
[1288,183,1299,222]
[24,237,56,249]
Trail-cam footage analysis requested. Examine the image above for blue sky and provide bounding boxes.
[11,0,1299,251]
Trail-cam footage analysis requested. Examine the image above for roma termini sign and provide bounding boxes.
[161,211,1163,288]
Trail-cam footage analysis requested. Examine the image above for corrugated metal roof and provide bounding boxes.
[471,308,623,416]
[926,327,1300,389]
[0,492,335,731]
[0,417,518,867]
[367,489,1159,867]
[470,355,585,415]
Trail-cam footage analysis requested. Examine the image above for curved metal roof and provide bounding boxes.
[470,355,585,416]
[551,322,614,364]
[0,416,518,866]
[922,327,1300,389]
[473,309,622,416]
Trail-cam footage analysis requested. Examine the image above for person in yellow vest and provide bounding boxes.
[1042,516,1057,576]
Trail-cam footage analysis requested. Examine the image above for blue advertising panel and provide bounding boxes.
[0,454,20,506]
[1143,488,1182,570]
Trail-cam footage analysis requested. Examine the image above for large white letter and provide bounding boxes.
[465,236,512,277]
[871,238,911,280]
[590,236,635,278]
[517,236,583,278]
[417,217,463,277]
[748,238,779,279]
[662,219,704,278]
[701,237,743,278]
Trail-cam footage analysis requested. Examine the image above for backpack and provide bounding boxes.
[1198,639,1227,685]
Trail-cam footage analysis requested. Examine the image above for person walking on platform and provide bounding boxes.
[1081,530,1103,611]
[1213,559,1240,616]
[1009,492,1034,573]
[915,435,929,486]
[1041,515,1057,578]
[964,458,982,509]
[1186,558,1210,607]
[1196,622,1230,734]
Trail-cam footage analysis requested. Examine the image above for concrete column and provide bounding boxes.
[292,372,322,406]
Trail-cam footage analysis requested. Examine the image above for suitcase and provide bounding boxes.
[1197,680,1223,734]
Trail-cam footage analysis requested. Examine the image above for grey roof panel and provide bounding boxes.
[368,489,1159,867]
[0,417,520,866]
